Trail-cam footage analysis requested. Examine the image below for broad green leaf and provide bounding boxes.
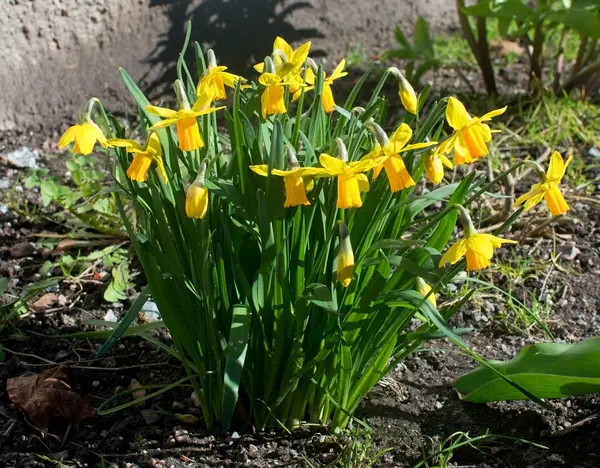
[456,337,600,402]
[461,0,534,19]
[547,9,600,38]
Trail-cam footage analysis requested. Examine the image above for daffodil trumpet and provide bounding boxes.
[515,152,572,216]
[440,204,517,271]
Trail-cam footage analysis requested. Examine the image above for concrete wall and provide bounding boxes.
[0,0,458,131]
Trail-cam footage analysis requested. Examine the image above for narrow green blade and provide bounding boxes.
[221,305,252,429]
[96,285,151,357]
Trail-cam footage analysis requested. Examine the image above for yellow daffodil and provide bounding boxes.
[424,151,453,185]
[197,49,245,101]
[259,73,288,118]
[441,232,516,271]
[316,150,386,209]
[59,119,107,155]
[363,122,436,192]
[515,151,572,216]
[293,60,348,113]
[336,221,354,287]
[107,132,167,183]
[416,277,436,308]
[254,37,311,92]
[186,162,209,219]
[440,205,516,272]
[250,149,322,208]
[147,81,224,151]
[437,97,506,165]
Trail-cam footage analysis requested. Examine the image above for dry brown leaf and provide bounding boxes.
[30,293,58,311]
[7,366,95,428]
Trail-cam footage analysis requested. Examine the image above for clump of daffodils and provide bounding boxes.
[57,31,573,432]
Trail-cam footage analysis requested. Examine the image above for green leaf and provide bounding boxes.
[299,283,338,314]
[96,285,152,357]
[413,16,434,58]
[461,0,534,20]
[456,337,600,402]
[0,277,8,297]
[547,9,600,39]
[104,260,133,302]
[221,305,252,429]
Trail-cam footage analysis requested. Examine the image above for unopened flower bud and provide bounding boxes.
[336,221,354,288]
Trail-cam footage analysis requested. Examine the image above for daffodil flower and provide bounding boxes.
[59,119,107,155]
[197,49,245,101]
[438,97,507,165]
[440,205,516,271]
[186,162,209,219]
[249,154,321,208]
[336,221,354,287]
[258,72,289,118]
[515,151,572,216]
[147,81,224,151]
[424,151,453,185]
[254,37,311,92]
[316,146,386,209]
[362,122,436,192]
[293,60,348,113]
[107,132,167,183]
[416,277,436,308]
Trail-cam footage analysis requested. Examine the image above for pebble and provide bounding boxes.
[141,409,161,425]
[231,431,241,440]
[9,241,36,258]
[103,309,118,322]
[434,401,444,409]
[0,180,10,190]
[140,299,161,322]
[248,444,259,458]
[5,147,40,169]
[589,147,600,159]
[92,380,100,387]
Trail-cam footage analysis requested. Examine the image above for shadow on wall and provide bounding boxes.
[143,0,323,99]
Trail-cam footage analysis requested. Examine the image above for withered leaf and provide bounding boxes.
[30,293,58,311]
[7,366,96,428]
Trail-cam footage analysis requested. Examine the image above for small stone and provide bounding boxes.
[103,309,118,322]
[190,391,201,408]
[0,179,10,190]
[92,380,100,387]
[139,299,161,322]
[248,444,259,458]
[172,401,185,410]
[57,294,67,306]
[482,300,495,314]
[30,293,58,311]
[141,409,161,425]
[434,401,444,409]
[231,431,241,440]
[130,378,146,399]
[5,147,40,169]
[588,147,600,159]
[10,241,36,258]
